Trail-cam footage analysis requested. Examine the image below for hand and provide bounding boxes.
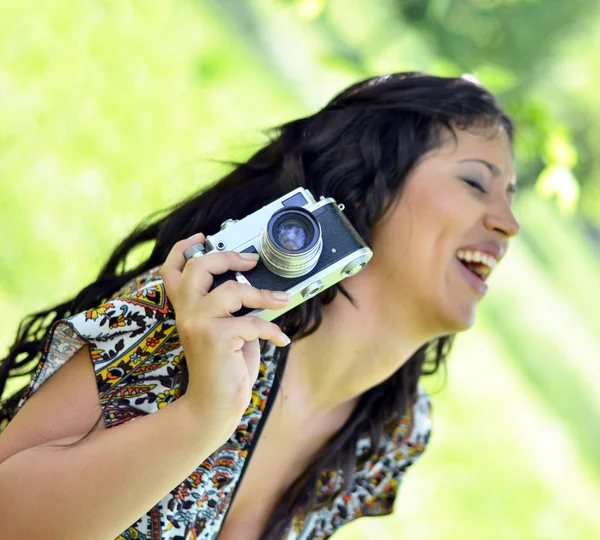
[160,233,291,438]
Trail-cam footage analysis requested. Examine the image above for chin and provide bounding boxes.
[438,303,477,334]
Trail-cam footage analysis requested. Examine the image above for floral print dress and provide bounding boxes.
[8,267,433,539]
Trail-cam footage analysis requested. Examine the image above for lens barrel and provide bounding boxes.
[260,207,322,278]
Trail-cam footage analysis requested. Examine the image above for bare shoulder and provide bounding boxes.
[0,346,104,463]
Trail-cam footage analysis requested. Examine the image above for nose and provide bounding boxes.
[483,203,520,238]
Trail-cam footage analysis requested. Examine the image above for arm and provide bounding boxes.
[0,347,229,540]
[0,235,289,540]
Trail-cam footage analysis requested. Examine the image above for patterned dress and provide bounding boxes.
[9,267,433,539]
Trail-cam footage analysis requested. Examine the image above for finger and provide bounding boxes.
[215,316,291,350]
[200,280,290,318]
[160,233,206,301]
[179,250,261,298]
[240,338,261,385]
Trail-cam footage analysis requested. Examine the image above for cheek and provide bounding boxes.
[418,181,469,222]
[396,190,464,259]
[371,180,480,286]
[405,181,480,252]
[370,203,437,291]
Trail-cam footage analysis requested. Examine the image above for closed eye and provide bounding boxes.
[461,177,487,194]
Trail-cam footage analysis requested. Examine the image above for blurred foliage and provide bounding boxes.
[1,0,599,538]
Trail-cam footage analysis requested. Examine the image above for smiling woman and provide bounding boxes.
[371,127,520,330]
[0,72,519,540]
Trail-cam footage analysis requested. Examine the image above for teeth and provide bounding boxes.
[456,249,498,271]
[482,254,497,268]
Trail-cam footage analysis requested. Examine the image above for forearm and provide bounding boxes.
[0,397,228,540]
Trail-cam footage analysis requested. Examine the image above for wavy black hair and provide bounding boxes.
[0,72,513,538]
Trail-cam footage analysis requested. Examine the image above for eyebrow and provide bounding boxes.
[459,159,502,176]
[460,158,518,193]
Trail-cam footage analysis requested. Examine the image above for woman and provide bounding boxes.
[0,72,519,539]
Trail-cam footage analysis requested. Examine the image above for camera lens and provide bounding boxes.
[273,217,313,251]
[260,207,322,278]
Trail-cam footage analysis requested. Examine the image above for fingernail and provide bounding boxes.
[240,252,260,260]
[280,333,291,345]
[272,291,290,301]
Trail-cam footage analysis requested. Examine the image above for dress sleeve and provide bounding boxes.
[14,267,185,429]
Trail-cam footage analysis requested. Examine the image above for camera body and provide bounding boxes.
[191,187,372,321]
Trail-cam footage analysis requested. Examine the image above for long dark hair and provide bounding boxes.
[0,72,513,537]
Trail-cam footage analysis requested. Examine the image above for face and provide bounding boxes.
[369,126,520,337]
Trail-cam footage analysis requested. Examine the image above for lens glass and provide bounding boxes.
[262,206,322,277]
[273,216,313,251]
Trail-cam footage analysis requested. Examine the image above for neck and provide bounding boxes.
[276,269,430,421]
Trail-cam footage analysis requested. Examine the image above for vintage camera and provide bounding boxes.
[183,187,372,321]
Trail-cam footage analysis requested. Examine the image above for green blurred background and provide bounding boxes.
[1,1,600,538]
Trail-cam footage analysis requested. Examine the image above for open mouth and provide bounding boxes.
[454,256,487,295]
[455,249,496,282]
[456,258,490,281]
